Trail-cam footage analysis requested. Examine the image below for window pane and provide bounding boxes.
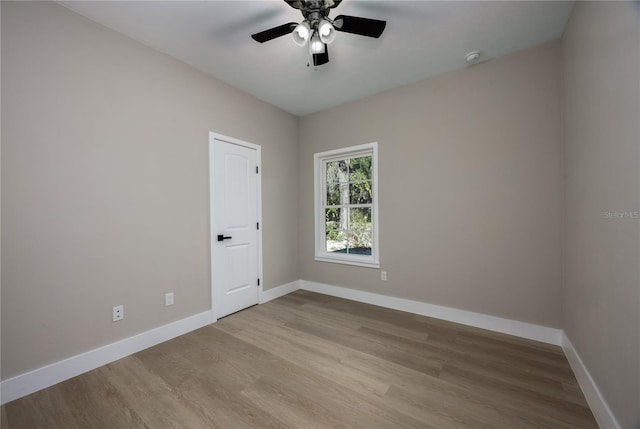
[327,183,349,206]
[326,230,347,253]
[349,181,372,204]
[326,184,339,206]
[325,208,346,231]
[326,160,348,184]
[349,207,372,230]
[349,156,372,182]
[348,230,372,255]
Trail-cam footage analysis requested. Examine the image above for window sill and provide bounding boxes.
[314,256,380,269]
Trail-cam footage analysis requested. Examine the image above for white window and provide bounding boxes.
[314,142,379,268]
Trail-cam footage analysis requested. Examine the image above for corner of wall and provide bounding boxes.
[561,333,621,429]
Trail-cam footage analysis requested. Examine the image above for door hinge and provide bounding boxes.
[257,222,260,230]
[256,166,259,174]
[257,278,260,286]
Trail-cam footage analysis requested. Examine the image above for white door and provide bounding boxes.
[210,133,261,319]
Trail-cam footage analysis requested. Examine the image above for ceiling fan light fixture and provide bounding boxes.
[318,19,336,44]
[251,0,387,67]
[292,21,311,46]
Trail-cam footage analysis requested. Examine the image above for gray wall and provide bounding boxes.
[1,1,299,379]
[299,42,564,328]
[562,2,640,428]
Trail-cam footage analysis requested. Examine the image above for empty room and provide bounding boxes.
[1,1,638,428]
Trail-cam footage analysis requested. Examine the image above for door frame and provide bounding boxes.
[209,131,263,319]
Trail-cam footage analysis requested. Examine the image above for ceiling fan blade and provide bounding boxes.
[251,23,297,43]
[333,15,386,38]
[312,45,329,66]
[284,0,304,9]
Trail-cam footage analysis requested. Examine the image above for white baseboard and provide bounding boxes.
[0,310,215,405]
[300,280,562,345]
[4,277,608,429]
[561,333,620,429]
[1,278,302,405]
[259,280,301,304]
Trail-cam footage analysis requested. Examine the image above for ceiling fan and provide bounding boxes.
[251,0,387,67]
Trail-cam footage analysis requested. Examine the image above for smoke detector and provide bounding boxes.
[465,51,481,65]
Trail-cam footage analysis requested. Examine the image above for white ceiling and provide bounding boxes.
[60,0,574,116]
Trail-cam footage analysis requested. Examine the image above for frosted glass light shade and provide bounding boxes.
[318,19,336,44]
[310,33,325,54]
[292,22,311,46]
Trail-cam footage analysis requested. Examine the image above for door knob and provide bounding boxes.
[217,234,232,242]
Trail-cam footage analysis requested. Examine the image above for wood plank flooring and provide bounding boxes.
[1,290,598,428]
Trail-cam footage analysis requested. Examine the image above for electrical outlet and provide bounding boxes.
[165,292,174,307]
[381,271,388,281]
[113,305,124,322]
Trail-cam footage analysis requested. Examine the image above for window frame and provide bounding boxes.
[313,142,380,268]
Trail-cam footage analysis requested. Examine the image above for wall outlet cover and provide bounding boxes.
[165,293,174,307]
[113,305,124,322]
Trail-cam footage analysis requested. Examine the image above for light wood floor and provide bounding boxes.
[2,290,597,428]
